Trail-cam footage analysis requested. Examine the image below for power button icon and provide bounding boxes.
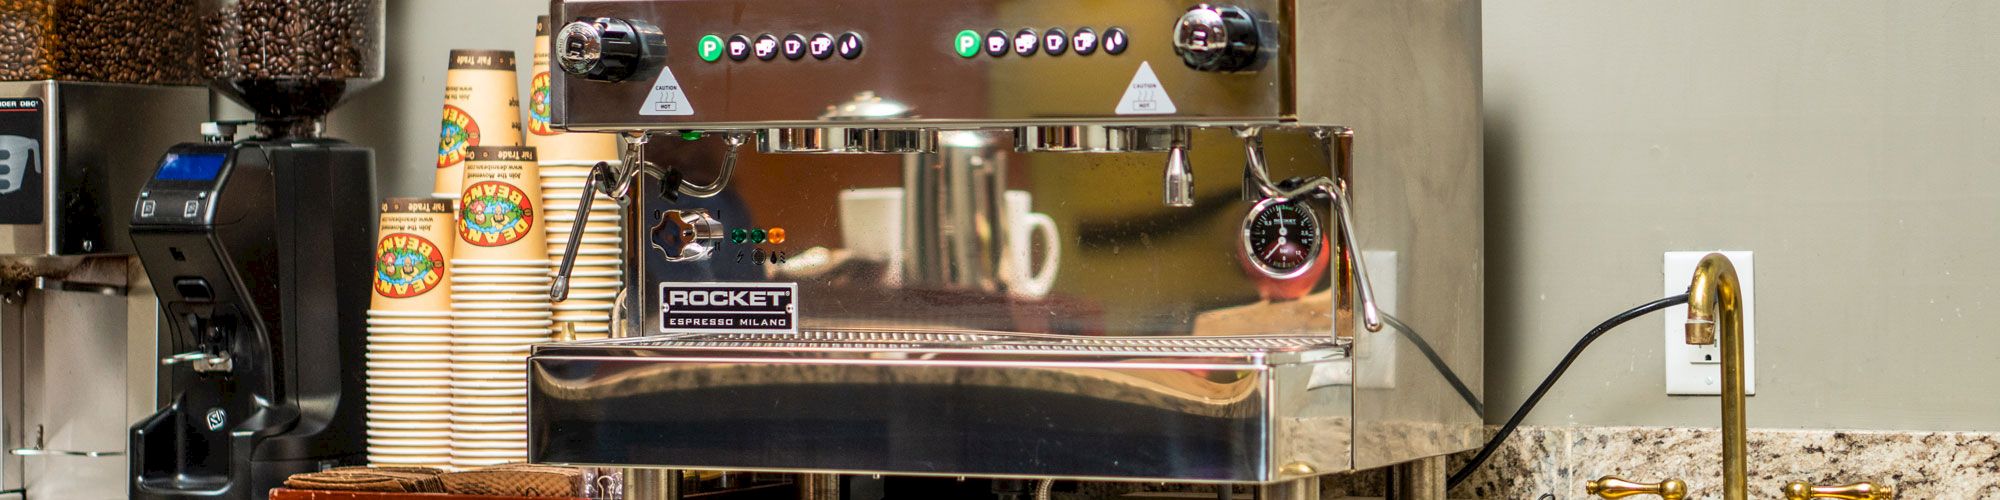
[954,30,980,58]
[697,34,724,62]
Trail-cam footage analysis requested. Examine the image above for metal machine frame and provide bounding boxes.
[530,0,1481,495]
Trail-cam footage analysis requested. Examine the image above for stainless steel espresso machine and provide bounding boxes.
[0,82,207,500]
[531,1,1481,498]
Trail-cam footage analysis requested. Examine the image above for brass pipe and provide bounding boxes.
[1685,253,1746,500]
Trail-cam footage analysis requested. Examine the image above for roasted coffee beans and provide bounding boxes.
[203,0,376,81]
[0,0,201,84]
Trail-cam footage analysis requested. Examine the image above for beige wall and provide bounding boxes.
[333,0,553,197]
[339,1,2000,432]
[1484,1,2000,431]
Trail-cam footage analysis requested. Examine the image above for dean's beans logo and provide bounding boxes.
[437,105,481,168]
[528,72,556,136]
[459,181,536,247]
[374,233,447,298]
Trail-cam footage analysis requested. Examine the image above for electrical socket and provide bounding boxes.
[1662,251,1755,396]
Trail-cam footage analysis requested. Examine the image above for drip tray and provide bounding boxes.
[528,330,1356,483]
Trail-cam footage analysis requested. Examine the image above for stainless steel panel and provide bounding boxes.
[552,0,1290,129]
[4,281,142,500]
[0,82,207,259]
[529,332,1351,482]
[626,127,1343,338]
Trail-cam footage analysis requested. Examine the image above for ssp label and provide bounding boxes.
[659,282,798,334]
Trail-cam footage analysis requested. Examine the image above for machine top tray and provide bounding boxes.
[532,330,1348,365]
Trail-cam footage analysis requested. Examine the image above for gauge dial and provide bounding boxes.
[1242,197,1323,279]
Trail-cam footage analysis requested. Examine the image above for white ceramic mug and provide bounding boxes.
[1003,190,1060,298]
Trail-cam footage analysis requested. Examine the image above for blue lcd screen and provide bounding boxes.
[155,153,226,182]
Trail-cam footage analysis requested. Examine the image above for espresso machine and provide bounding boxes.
[0,82,207,499]
[127,1,383,498]
[531,1,1480,498]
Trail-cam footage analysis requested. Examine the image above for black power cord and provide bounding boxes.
[1445,293,1692,488]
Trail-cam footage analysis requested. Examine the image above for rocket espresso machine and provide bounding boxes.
[532,1,1481,498]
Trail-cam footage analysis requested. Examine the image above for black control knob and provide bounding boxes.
[1172,4,1264,72]
[556,17,667,82]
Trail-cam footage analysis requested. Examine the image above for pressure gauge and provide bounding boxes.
[1241,197,1323,280]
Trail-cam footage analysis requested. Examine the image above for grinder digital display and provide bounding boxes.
[153,153,227,182]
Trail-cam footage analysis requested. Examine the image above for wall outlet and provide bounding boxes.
[1663,251,1755,396]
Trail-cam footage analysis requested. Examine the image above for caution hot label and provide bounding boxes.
[1115,61,1178,115]
[638,65,695,116]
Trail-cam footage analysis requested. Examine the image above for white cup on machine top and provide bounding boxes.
[1002,190,1060,299]
[837,187,904,269]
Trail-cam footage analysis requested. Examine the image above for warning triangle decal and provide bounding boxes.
[638,65,694,116]
[1115,61,1177,115]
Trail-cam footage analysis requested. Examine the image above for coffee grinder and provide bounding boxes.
[128,1,384,498]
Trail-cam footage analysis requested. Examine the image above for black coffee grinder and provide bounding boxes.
[129,1,382,498]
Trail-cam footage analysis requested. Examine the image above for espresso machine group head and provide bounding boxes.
[128,1,383,498]
[532,0,1481,496]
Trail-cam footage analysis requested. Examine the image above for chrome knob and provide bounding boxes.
[1173,4,1264,72]
[557,17,666,81]
[651,209,725,262]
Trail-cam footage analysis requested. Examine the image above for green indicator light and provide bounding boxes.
[698,34,724,62]
[680,130,703,141]
[953,30,981,58]
[750,228,768,244]
[729,228,748,244]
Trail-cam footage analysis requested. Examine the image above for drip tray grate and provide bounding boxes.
[588,330,1346,355]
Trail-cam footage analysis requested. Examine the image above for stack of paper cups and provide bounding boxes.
[529,16,624,340]
[366,198,457,469]
[435,49,523,198]
[448,146,549,468]
[540,165,622,341]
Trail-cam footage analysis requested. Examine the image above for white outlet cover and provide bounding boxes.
[1663,251,1755,396]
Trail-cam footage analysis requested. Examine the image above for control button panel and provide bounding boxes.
[782,34,808,60]
[958,26,1126,59]
[836,32,865,59]
[700,31,863,62]
[1042,28,1068,55]
[809,33,836,59]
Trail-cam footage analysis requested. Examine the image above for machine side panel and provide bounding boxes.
[1294,0,1486,468]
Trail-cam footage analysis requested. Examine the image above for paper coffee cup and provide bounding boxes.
[436,49,523,196]
[372,198,456,312]
[525,16,619,163]
[457,146,548,261]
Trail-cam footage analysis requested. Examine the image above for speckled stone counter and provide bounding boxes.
[1064,425,2000,499]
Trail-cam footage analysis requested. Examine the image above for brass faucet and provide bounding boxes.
[1588,254,1892,499]
[1685,252,1749,500]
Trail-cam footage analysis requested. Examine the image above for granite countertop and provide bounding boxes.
[1071,425,2000,499]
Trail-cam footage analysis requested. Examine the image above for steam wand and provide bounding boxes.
[1237,126,1381,332]
[550,132,748,301]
